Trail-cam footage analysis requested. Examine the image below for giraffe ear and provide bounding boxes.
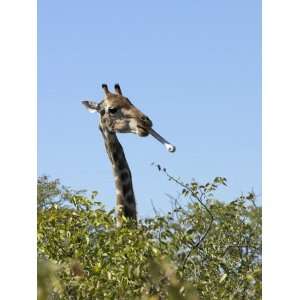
[81,101,99,113]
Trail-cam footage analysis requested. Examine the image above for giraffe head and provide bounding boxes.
[82,84,153,137]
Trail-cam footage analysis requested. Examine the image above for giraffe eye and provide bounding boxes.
[108,107,118,114]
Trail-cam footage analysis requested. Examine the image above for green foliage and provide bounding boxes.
[37,174,261,300]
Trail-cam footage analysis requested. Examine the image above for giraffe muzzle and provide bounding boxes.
[149,128,176,153]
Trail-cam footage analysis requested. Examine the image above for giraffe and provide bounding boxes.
[82,83,175,226]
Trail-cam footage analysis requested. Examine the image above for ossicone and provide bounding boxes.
[102,84,110,96]
[114,83,122,96]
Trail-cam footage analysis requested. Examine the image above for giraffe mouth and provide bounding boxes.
[136,125,150,137]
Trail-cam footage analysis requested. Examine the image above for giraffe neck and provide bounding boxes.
[100,126,137,226]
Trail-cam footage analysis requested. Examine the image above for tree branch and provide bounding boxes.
[156,165,215,271]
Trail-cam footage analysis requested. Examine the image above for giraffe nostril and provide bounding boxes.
[141,115,152,126]
[141,115,149,122]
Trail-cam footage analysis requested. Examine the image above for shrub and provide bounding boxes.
[37,172,261,299]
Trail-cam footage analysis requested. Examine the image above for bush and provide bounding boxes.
[37,171,261,300]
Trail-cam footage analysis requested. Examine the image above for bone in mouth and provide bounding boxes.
[149,128,176,153]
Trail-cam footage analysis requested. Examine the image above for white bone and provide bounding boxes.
[149,129,176,153]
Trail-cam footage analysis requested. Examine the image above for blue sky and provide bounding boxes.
[38,0,261,217]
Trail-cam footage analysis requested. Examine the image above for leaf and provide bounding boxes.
[219,273,228,283]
